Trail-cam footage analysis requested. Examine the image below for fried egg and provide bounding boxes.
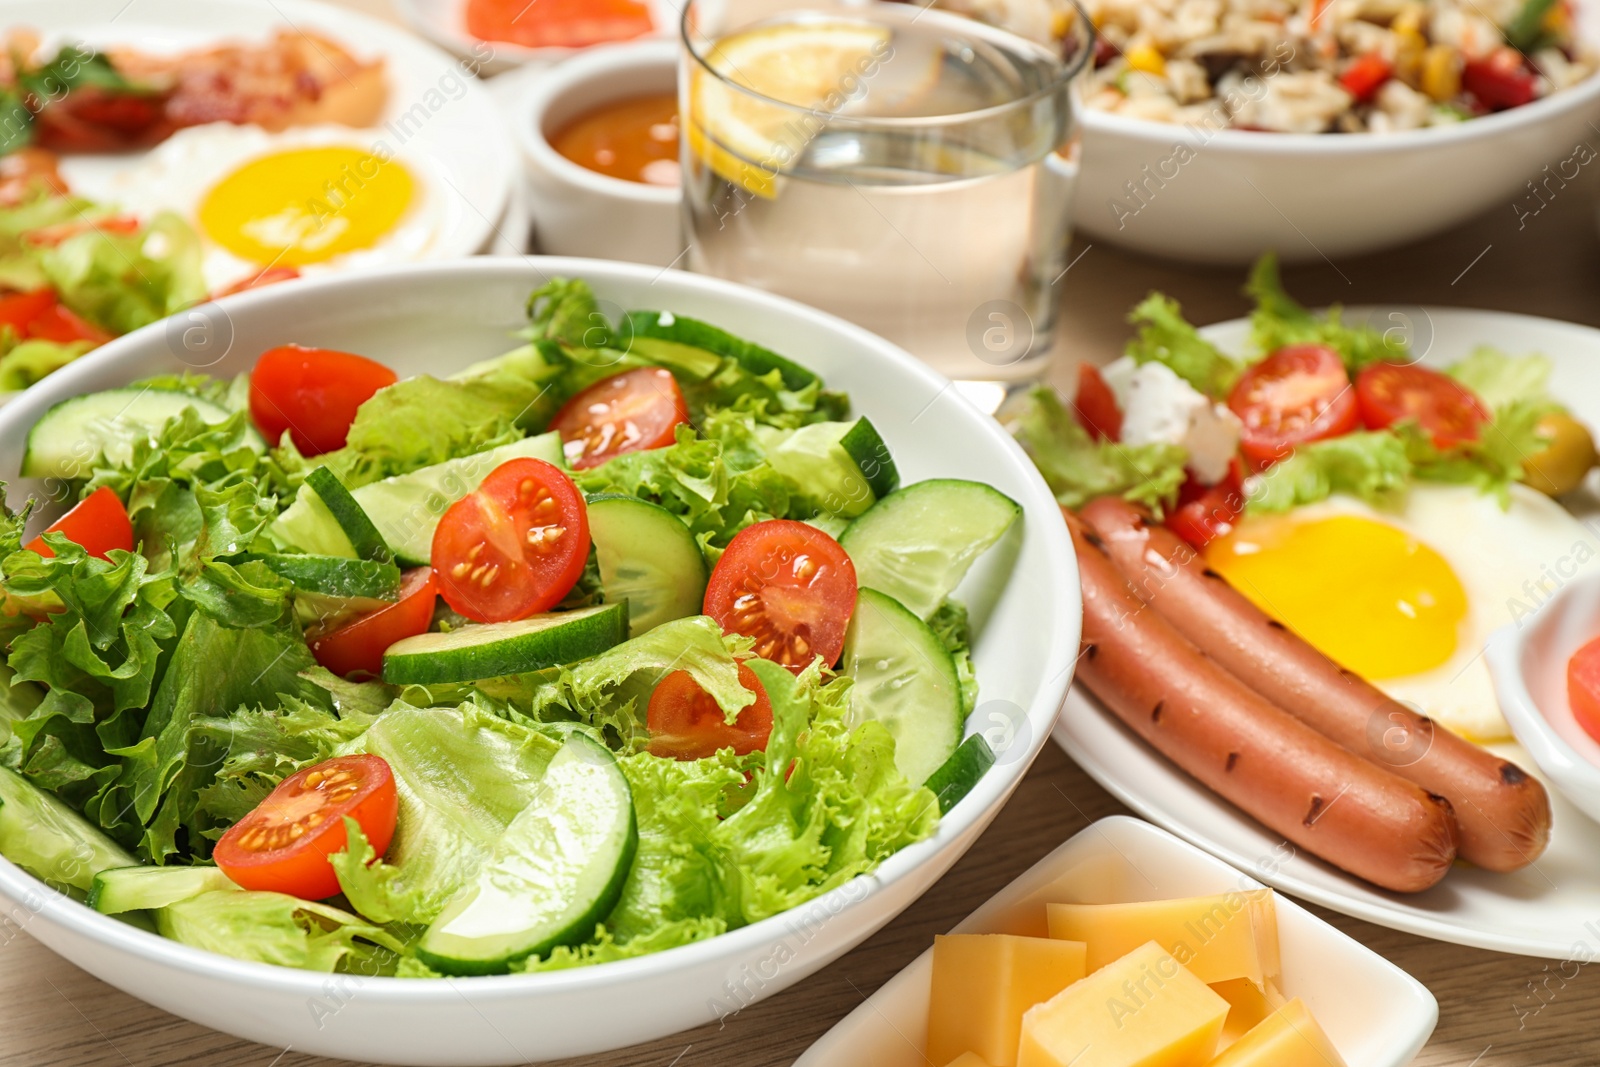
[1205,484,1600,741]
[59,123,448,291]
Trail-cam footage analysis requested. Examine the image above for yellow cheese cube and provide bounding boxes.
[1046,893,1281,987]
[1207,978,1284,1050]
[928,934,1088,1067]
[944,1055,995,1067]
[1207,998,1347,1067]
[1018,940,1228,1067]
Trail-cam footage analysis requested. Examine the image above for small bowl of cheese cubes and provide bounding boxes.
[796,816,1436,1067]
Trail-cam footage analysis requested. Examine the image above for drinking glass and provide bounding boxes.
[679,0,1092,399]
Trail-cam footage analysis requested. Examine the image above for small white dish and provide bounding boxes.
[514,40,683,267]
[1488,573,1600,827]
[795,816,1439,1067]
[393,0,675,76]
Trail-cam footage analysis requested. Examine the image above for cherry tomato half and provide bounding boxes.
[1167,459,1245,550]
[214,754,398,900]
[0,288,111,345]
[25,487,133,560]
[1463,49,1539,111]
[431,458,591,622]
[1355,362,1489,450]
[1072,362,1122,442]
[249,344,398,456]
[309,568,437,678]
[1227,344,1358,468]
[647,662,775,760]
[1570,636,1600,745]
[703,519,857,673]
[548,366,690,470]
[1339,52,1392,103]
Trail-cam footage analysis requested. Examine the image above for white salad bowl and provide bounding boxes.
[0,258,1079,1065]
[1075,3,1600,264]
[1488,572,1600,828]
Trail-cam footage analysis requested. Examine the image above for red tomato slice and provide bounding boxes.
[431,458,591,622]
[24,216,142,248]
[213,266,301,299]
[1354,362,1489,450]
[647,662,775,760]
[214,754,398,900]
[1227,344,1358,468]
[248,344,398,456]
[1167,460,1245,550]
[1339,53,1392,103]
[0,289,57,335]
[25,487,133,560]
[26,303,112,345]
[465,0,653,49]
[703,519,857,673]
[309,568,438,678]
[548,367,690,470]
[1463,49,1539,111]
[1072,362,1122,442]
[1570,636,1600,745]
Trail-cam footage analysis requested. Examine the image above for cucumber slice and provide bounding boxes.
[88,864,237,914]
[840,480,1020,619]
[762,417,898,519]
[271,433,564,565]
[382,602,628,685]
[587,495,707,638]
[922,734,996,814]
[303,467,391,563]
[257,554,401,601]
[620,336,722,381]
[624,310,818,389]
[0,767,137,894]
[841,588,962,786]
[416,731,637,975]
[21,388,257,480]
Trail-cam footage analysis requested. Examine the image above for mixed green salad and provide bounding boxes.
[1008,252,1594,546]
[0,279,1018,978]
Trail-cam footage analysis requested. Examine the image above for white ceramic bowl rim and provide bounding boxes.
[677,0,1095,129]
[517,39,680,204]
[0,255,1080,1006]
[1080,53,1600,154]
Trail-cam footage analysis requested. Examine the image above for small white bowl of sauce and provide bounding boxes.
[516,39,682,267]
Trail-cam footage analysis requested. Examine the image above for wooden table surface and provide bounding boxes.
[8,2,1600,1064]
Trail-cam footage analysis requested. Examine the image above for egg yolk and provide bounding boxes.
[198,147,413,267]
[1204,514,1468,680]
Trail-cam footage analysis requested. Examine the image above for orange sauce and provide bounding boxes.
[466,0,652,50]
[549,93,681,186]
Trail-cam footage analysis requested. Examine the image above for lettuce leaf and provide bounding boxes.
[1445,347,1555,409]
[0,338,93,391]
[1125,293,1240,396]
[1405,399,1551,504]
[39,211,205,336]
[156,889,403,974]
[1005,386,1188,515]
[927,600,978,718]
[1244,252,1405,372]
[1247,432,1411,512]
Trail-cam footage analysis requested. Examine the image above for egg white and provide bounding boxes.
[1252,485,1600,741]
[57,123,449,292]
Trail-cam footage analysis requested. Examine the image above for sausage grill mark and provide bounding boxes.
[1501,763,1529,785]
[1151,700,1164,723]
[1304,795,1325,826]
[1225,752,1239,772]
[1266,619,1286,631]
[1202,568,1223,580]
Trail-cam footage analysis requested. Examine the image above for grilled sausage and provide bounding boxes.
[1066,507,1459,892]
[1079,495,1551,872]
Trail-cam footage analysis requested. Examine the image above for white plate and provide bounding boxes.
[3,0,516,269]
[1054,306,1600,959]
[0,257,1080,1065]
[394,0,675,76]
[796,816,1438,1067]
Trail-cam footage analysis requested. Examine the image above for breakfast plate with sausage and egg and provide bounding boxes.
[1012,254,1600,956]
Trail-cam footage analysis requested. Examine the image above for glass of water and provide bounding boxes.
[679,0,1091,400]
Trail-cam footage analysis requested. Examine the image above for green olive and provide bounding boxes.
[1522,412,1598,497]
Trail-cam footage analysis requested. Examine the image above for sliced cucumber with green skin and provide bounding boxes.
[303,466,392,563]
[761,417,899,519]
[0,767,137,894]
[416,730,637,975]
[619,336,723,381]
[88,865,237,914]
[841,588,962,787]
[840,480,1020,620]
[21,389,259,480]
[922,734,996,813]
[382,602,628,685]
[587,495,706,638]
[256,554,401,601]
[624,310,818,389]
[271,433,565,565]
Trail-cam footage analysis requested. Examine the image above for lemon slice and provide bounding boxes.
[689,20,892,198]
